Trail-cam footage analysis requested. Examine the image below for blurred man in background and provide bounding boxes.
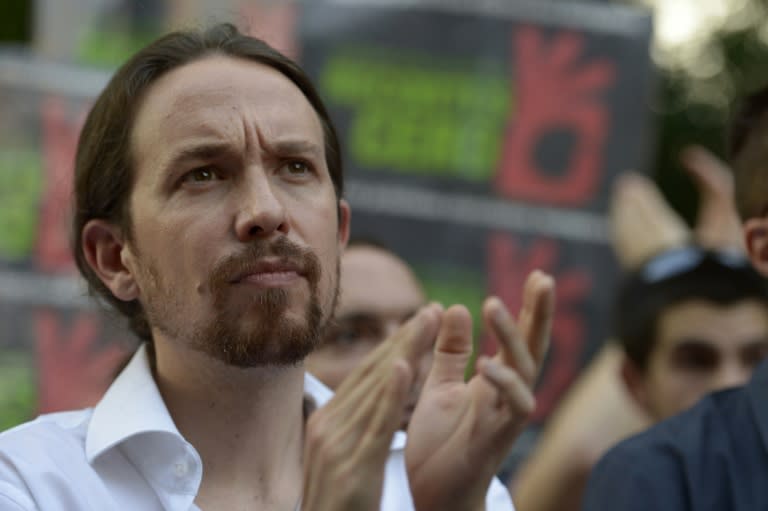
[305,240,430,429]
[614,245,768,421]
[583,84,768,510]
[513,146,768,511]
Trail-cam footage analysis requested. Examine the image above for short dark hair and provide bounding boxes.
[614,246,768,370]
[729,85,768,220]
[73,23,343,342]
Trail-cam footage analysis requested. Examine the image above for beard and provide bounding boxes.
[138,237,338,368]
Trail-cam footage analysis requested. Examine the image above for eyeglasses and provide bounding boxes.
[641,246,752,284]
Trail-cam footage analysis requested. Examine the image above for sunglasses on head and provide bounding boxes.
[640,246,752,284]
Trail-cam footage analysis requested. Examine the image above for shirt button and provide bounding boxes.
[174,462,188,477]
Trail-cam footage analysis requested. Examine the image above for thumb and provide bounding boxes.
[426,305,474,385]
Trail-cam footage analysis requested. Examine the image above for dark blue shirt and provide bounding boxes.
[583,358,768,511]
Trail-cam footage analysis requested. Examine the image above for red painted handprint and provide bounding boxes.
[497,26,615,206]
[35,310,131,413]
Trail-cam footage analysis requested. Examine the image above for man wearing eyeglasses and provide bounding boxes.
[305,240,431,430]
[583,86,768,510]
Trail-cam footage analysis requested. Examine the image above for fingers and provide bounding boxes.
[476,357,535,415]
[303,320,430,511]
[334,302,441,398]
[522,271,555,366]
[315,302,442,434]
[484,271,555,385]
[303,362,411,509]
[427,304,474,385]
[483,297,536,384]
[365,360,414,444]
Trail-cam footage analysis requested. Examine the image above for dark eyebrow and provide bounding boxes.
[671,339,718,351]
[164,142,234,171]
[740,337,768,349]
[262,139,323,158]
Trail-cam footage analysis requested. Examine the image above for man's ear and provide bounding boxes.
[81,219,139,302]
[337,198,351,251]
[744,217,768,277]
[621,356,652,416]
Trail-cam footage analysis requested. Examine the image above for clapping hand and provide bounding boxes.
[302,304,442,511]
[406,271,555,511]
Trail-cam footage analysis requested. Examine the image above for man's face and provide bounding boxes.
[305,245,427,426]
[636,299,768,420]
[122,56,348,367]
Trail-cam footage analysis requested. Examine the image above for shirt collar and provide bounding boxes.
[86,343,180,462]
[88,345,407,459]
[747,356,768,454]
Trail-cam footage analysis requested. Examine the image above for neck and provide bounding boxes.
[152,338,306,510]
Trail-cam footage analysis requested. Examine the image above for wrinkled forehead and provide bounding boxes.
[130,55,325,178]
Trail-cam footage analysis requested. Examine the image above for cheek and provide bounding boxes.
[652,369,709,410]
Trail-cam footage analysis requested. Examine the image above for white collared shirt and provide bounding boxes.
[0,345,514,510]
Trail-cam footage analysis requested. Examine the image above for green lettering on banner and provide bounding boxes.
[0,150,43,262]
[320,47,514,181]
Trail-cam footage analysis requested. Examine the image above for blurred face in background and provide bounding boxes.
[624,299,768,420]
[305,244,428,428]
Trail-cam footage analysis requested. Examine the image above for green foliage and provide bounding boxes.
[649,3,768,223]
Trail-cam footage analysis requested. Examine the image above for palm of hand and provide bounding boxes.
[404,273,554,511]
[407,374,516,510]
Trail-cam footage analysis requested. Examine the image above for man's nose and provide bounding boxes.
[233,171,289,241]
[712,361,751,391]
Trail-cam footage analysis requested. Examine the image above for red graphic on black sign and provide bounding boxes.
[36,97,86,273]
[485,233,590,422]
[35,310,130,413]
[496,26,615,207]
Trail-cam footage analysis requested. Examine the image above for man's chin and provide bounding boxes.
[198,316,321,368]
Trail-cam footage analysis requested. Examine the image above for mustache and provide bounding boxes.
[208,237,322,294]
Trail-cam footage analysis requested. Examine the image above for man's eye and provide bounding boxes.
[324,319,384,347]
[334,327,361,345]
[672,346,718,371]
[183,167,220,183]
[283,160,312,176]
[742,342,768,368]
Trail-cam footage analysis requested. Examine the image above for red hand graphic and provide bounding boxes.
[35,310,131,413]
[497,26,615,206]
